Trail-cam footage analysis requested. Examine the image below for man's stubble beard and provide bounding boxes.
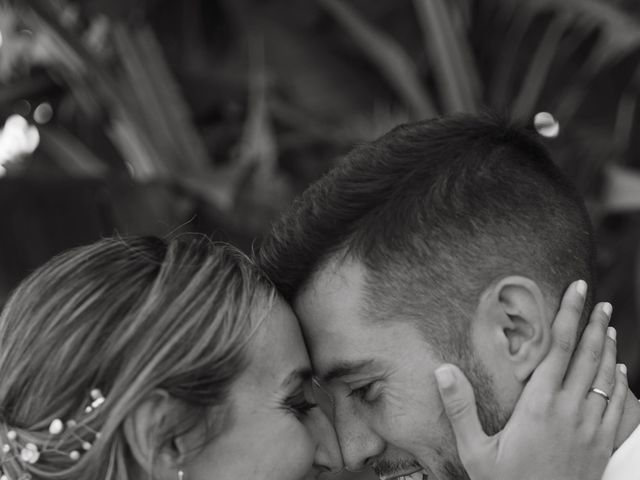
[460,350,510,436]
[437,344,511,480]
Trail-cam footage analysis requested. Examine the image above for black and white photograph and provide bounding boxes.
[0,1,639,479]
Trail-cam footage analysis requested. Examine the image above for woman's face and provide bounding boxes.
[186,298,343,480]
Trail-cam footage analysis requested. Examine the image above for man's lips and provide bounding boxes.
[380,467,427,480]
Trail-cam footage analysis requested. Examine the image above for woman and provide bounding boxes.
[0,236,342,479]
[0,236,625,480]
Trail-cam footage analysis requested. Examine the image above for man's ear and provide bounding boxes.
[123,389,188,480]
[477,276,552,382]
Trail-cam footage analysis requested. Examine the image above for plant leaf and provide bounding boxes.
[510,15,568,119]
[234,31,278,176]
[317,0,436,119]
[38,126,109,177]
[497,0,640,73]
[413,0,480,113]
[603,165,640,213]
[613,67,640,154]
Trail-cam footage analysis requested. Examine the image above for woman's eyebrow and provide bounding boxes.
[281,367,313,388]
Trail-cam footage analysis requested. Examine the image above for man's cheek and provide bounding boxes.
[382,390,413,423]
[379,390,433,440]
[386,384,439,420]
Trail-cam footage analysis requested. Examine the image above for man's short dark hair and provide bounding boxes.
[257,113,595,348]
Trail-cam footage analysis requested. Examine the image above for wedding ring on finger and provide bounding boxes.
[588,387,610,403]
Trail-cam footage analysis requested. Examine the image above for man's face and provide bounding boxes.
[294,258,507,480]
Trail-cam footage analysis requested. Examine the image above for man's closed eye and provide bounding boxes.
[347,381,383,403]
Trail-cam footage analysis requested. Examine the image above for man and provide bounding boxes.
[258,113,640,479]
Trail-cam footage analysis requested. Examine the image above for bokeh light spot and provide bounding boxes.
[34,103,54,124]
[0,115,40,165]
[534,112,560,138]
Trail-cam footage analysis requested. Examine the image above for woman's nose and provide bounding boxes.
[309,406,344,473]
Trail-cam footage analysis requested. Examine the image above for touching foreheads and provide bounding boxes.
[257,112,595,340]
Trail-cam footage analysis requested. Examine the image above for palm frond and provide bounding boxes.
[604,165,640,212]
[510,15,568,119]
[413,0,480,113]
[497,0,640,73]
[38,127,109,177]
[234,32,278,177]
[613,67,640,155]
[317,0,436,119]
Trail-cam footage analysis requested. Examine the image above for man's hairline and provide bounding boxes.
[288,232,585,341]
[291,248,442,345]
[292,251,573,347]
[292,246,358,305]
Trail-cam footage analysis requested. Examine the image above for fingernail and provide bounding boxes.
[576,280,587,297]
[607,326,617,341]
[435,366,456,391]
[619,364,627,375]
[602,302,613,318]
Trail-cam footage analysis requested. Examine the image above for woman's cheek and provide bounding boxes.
[279,421,316,478]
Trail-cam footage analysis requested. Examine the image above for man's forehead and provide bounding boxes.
[297,254,365,301]
[291,258,373,373]
[293,258,368,328]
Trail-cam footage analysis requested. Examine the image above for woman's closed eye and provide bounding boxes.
[284,390,318,419]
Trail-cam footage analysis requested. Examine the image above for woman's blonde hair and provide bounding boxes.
[0,236,276,479]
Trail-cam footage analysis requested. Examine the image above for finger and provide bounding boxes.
[435,364,490,457]
[564,303,613,397]
[531,280,587,389]
[582,328,617,420]
[601,364,629,443]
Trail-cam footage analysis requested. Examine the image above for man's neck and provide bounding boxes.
[614,388,640,450]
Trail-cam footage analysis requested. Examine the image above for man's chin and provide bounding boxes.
[415,454,469,480]
[440,459,471,480]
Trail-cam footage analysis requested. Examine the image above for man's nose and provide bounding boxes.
[334,401,385,471]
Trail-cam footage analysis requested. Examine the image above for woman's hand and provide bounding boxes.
[435,280,627,480]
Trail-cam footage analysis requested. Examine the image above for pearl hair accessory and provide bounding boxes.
[0,389,106,479]
[533,111,560,138]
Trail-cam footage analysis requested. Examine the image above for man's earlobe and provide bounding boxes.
[490,276,552,382]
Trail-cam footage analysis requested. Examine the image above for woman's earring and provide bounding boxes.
[178,470,184,480]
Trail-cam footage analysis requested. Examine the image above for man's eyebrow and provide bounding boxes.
[281,367,313,388]
[320,359,376,383]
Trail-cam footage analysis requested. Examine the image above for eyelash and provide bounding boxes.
[284,392,318,419]
[348,382,380,403]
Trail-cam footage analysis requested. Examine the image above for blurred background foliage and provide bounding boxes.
[1,2,640,476]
